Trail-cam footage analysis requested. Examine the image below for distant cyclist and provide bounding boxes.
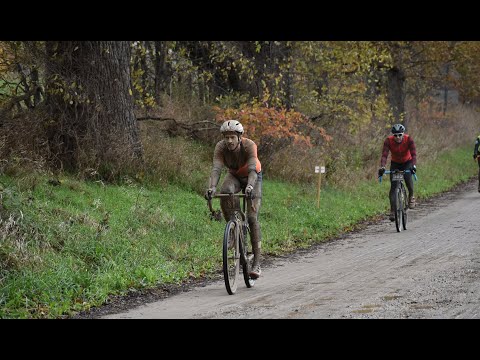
[473,134,480,192]
[378,123,417,221]
[205,120,263,279]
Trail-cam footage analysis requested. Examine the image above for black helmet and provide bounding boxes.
[391,123,405,134]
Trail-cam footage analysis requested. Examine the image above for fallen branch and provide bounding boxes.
[136,116,219,137]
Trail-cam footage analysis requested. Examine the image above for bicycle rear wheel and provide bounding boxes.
[223,220,240,295]
[239,223,255,288]
[402,186,408,230]
[394,187,403,232]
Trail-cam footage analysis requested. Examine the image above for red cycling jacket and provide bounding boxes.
[380,134,417,167]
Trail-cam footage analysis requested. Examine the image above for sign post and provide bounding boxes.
[315,165,325,208]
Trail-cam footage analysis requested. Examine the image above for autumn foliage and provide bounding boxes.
[213,103,332,148]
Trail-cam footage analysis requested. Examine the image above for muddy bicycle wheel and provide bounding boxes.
[394,187,403,232]
[402,186,408,230]
[223,220,240,295]
[239,223,255,288]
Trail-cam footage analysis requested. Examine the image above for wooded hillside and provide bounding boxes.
[1,41,479,183]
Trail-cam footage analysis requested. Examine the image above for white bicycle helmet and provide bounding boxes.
[391,123,405,134]
[220,120,244,134]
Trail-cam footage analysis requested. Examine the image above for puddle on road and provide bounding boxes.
[352,304,382,313]
[383,295,402,301]
[410,304,434,310]
[352,309,373,314]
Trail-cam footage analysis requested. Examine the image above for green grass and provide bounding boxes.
[0,145,477,318]
[414,148,476,198]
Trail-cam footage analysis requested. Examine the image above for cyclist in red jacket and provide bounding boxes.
[378,124,417,221]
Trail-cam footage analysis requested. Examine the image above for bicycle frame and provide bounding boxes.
[379,169,417,232]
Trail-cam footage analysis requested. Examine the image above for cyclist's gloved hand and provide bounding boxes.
[205,186,216,200]
[378,167,385,177]
[474,154,478,160]
[245,184,254,199]
[411,165,416,174]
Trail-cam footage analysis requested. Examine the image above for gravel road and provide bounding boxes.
[94,179,480,319]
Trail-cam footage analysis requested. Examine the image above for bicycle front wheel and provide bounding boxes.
[223,220,240,295]
[394,187,403,232]
[402,186,408,230]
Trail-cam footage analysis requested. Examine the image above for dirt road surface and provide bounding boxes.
[98,180,480,319]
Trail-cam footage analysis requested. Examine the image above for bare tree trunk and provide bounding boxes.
[16,63,33,108]
[154,41,171,105]
[141,41,150,95]
[95,41,143,159]
[443,63,450,116]
[31,67,42,106]
[45,41,143,172]
[387,65,406,126]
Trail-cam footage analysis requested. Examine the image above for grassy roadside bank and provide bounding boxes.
[0,145,477,318]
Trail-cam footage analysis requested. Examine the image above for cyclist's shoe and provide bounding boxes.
[249,264,261,279]
[389,212,395,222]
[408,196,416,209]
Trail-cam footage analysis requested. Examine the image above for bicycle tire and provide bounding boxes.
[394,186,403,232]
[402,185,408,230]
[223,220,240,295]
[239,223,255,288]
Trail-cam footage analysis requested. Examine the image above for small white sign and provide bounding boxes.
[321,166,325,173]
[315,166,320,173]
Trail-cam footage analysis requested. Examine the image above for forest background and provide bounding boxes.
[1,41,480,318]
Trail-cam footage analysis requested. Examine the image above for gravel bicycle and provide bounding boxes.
[379,169,417,232]
[207,193,255,295]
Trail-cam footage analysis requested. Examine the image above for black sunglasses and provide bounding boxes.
[393,133,404,138]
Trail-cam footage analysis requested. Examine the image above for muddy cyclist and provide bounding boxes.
[205,120,263,279]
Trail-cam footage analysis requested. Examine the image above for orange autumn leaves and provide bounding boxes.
[214,104,332,149]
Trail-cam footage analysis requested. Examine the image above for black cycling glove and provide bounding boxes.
[378,167,385,177]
